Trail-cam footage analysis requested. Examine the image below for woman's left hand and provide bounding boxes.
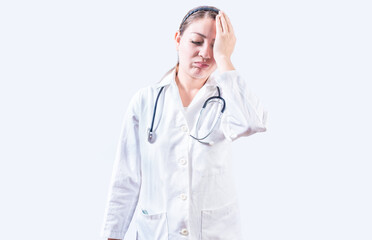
[214,10,236,72]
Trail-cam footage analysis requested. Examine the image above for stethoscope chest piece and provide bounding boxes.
[147,128,156,143]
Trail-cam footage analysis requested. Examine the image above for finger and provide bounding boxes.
[224,12,235,35]
[216,13,222,35]
[220,11,229,33]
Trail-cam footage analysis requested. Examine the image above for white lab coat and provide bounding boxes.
[101,66,268,240]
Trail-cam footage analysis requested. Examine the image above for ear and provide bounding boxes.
[174,31,181,51]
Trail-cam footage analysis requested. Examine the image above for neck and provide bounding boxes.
[175,64,208,92]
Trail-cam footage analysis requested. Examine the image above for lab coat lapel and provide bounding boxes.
[157,67,220,132]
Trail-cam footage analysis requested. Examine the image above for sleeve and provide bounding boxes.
[100,90,142,239]
[216,70,268,141]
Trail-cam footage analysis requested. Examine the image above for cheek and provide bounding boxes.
[180,45,198,59]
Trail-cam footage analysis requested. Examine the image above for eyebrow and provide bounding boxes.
[191,32,215,40]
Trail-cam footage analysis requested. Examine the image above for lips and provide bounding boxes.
[194,62,209,68]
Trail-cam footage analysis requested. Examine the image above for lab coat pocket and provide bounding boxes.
[201,201,242,240]
[136,211,169,240]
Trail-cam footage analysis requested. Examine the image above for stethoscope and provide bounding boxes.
[147,85,226,145]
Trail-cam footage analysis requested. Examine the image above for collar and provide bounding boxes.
[155,66,176,89]
[155,65,219,89]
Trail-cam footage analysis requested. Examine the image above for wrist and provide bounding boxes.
[215,57,235,73]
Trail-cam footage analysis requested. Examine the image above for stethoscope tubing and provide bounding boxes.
[148,85,225,144]
[147,86,164,143]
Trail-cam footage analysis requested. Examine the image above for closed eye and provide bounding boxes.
[191,41,202,45]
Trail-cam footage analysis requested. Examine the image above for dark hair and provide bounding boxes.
[159,6,220,82]
[179,6,220,36]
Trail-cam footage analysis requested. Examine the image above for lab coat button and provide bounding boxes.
[180,228,189,236]
[179,158,187,165]
[180,193,187,200]
[181,125,188,132]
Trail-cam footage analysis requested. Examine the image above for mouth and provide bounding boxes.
[194,62,209,68]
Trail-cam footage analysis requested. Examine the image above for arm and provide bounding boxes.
[217,69,267,140]
[214,11,267,140]
[101,91,142,239]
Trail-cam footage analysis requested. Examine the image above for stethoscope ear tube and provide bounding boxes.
[202,96,226,113]
[202,86,225,112]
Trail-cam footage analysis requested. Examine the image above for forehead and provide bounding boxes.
[184,17,216,37]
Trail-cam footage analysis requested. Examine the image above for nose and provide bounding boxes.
[199,43,213,60]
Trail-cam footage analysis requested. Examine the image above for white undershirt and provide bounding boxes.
[183,105,196,132]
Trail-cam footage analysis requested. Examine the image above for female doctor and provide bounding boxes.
[101,5,267,240]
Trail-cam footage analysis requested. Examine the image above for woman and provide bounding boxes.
[101,6,267,240]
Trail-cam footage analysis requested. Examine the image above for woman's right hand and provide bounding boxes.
[213,10,236,72]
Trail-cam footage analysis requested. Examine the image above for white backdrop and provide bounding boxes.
[0,0,371,239]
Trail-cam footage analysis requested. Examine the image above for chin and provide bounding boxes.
[190,67,213,79]
[192,71,210,79]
